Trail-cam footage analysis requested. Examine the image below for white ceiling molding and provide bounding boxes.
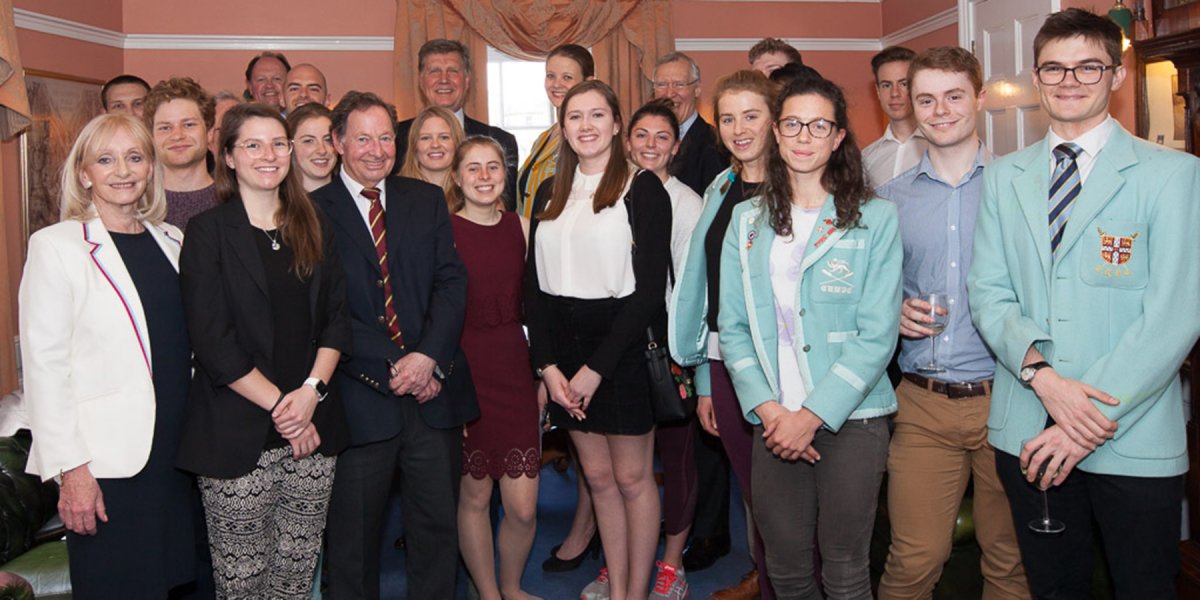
[15,7,949,55]
[881,7,958,47]
[14,8,124,48]
[676,37,881,53]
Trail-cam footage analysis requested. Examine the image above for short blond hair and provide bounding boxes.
[60,113,166,224]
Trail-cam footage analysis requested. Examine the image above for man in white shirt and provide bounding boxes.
[862,46,927,188]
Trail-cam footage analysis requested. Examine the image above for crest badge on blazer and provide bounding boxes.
[1096,227,1139,277]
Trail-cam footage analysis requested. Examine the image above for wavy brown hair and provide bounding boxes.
[216,103,323,277]
[711,70,778,176]
[538,80,629,220]
[445,135,507,214]
[762,77,871,235]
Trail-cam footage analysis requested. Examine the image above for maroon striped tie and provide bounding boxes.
[362,186,405,349]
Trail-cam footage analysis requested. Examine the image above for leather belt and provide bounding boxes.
[903,372,991,399]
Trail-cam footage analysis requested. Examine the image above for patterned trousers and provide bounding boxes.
[198,447,336,600]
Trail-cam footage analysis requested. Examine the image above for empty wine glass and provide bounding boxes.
[915,292,949,374]
[1022,438,1066,534]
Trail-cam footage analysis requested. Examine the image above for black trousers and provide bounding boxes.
[325,397,463,600]
[994,449,1182,600]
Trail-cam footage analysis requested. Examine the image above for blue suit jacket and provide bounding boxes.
[313,175,478,444]
[968,124,1200,477]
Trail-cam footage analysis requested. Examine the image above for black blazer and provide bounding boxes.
[395,114,521,212]
[312,175,478,445]
[177,198,351,478]
[669,116,728,197]
[524,170,672,378]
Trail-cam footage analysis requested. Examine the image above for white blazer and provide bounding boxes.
[19,217,183,482]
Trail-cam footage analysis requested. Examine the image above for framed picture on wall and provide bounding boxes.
[20,69,103,242]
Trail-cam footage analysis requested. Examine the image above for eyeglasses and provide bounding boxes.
[652,79,698,92]
[776,117,837,139]
[1035,64,1119,85]
[233,139,293,158]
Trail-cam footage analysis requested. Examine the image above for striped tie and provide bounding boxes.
[363,187,405,349]
[1048,143,1082,257]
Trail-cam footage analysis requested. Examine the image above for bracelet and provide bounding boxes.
[271,391,285,412]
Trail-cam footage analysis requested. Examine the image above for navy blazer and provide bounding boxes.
[395,114,521,212]
[312,175,478,444]
[177,198,351,478]
[669,116,728,197]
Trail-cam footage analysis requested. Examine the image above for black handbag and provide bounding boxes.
[625,173,696,423]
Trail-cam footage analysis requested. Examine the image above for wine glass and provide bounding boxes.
[1022,438,1066,534]
[915,292,949,374]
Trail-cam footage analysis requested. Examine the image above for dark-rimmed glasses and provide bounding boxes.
[776,117,837,139]
[1035,64,1119,85]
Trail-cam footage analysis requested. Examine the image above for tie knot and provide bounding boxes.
[361,187,381,202]
[1053,143,1081,162]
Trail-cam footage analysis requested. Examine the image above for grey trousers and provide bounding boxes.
[751,416,889,600]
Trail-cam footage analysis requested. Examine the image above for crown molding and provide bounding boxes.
[15,7,953,54]
[675,37,881,53]
[881,7,958,47]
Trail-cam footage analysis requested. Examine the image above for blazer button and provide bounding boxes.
[798,308,806,316]
[802,344,811,352]
[377,315,386,324]
[376,279,385,288]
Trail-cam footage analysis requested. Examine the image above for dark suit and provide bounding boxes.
[313,173,476,600]
[667,112,734,548]
[669,114,727,197]
[395,113,521,212]
[177,197,350,478]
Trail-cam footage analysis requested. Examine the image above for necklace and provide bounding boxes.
[261,228,281,251]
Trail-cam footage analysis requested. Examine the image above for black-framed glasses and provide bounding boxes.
[1035,64,1119,85]
[233,139,293,158]
[776,117,837,139]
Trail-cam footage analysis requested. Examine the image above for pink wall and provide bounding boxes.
[672,1,880,37]
[882,0,954,33]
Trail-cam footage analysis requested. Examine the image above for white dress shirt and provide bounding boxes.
[1046,115,1115,184]
[863,124,928,188]
[340,167,389,231]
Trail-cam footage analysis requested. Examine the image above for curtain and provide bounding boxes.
[393,0,673,122]
[0,0,29,139]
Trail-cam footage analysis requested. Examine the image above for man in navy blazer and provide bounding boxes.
[394,38,520,211]
[313,90,477,600]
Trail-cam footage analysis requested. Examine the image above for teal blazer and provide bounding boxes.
[668,167,736,397]
[967,124,1200,477]
[717,194,902,430]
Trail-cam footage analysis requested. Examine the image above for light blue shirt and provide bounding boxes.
[878,145,995,382]
[679,111,699,139]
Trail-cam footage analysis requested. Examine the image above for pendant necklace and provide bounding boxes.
[262,228,281,251]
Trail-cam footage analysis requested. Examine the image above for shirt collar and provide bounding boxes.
[914,141,990,187]
[1046,115,1113,161]
[454,108,466,127]
[883,122,925,144]
[679,111,699,138]
[339,167,386,205]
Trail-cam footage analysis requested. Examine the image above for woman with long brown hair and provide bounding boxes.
[524,80,672,600]
[177,102,350,597]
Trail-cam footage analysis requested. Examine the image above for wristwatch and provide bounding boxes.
[535,364,556,378]
[303,377,328,402]
[1019,361,1052,386]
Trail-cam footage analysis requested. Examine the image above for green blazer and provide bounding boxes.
[718,194,902,430]
[968,124,1200,477]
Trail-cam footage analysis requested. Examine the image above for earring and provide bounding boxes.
[82,181,92,189]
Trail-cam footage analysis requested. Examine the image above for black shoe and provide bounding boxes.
[541,532,601,572]
[682,536,731,572]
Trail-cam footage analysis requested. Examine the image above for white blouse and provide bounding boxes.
[535,167,636,299]
[770,205,821,411]
[663,175,703,303]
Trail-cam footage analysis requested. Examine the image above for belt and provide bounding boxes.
[903,372,991,399]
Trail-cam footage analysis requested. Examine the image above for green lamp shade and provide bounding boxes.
[1109,1,1134,39]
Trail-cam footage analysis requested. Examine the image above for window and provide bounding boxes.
[486,47,554,161]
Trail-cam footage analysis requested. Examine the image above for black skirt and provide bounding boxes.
[544,295,655,435]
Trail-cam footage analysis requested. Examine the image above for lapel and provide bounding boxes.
[463,114,487,137]
[671,120,705,176]
[145,222,183,272]
[384,176,417,259]
[797,195,847,275]
[1011,140,1054,278]
[1054,126,1135,258]
[223,199,269,297]
[324,178,382,275]
[82,218,152,374]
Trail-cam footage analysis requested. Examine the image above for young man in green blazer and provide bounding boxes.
[968,9,1200,598]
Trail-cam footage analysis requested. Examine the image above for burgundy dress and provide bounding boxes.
[453,212,540,480]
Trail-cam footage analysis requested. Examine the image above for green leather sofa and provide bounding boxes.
[0,430,70,599]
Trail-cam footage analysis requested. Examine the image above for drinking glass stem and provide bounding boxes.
[1041,489,1052,524]
[929,333,938,368]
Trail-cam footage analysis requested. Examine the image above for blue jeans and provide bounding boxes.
[751,416,890,600]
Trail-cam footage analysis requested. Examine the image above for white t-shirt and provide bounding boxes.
[663,175,703,303]
[770,204,821,411]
